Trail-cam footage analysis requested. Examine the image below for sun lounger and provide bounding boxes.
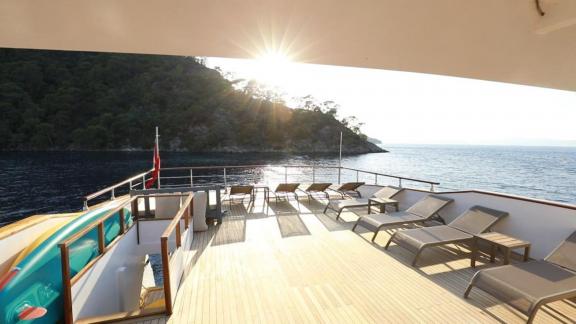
[268,183,301,208]
[352,194,454,242]
[385,205,508,266]
[324,186,403,219]
[222,185,254,208]
[298,183,332,202]
[328,182,365,198]
[464,230,576,323]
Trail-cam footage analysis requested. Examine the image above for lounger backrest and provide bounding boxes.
[306,183,332,192]
[406,194,454,218]
[337,182,365,191]
[276,183,300,192]
[230,185,254,195]
[372,186,403,199]
[448,205,508,235]
[545,230,576,272]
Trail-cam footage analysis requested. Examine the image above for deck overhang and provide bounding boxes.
[1,0,575,91]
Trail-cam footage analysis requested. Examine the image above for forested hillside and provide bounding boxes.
[0,48,384,153]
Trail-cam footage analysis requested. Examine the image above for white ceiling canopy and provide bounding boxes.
[0,0,575,91]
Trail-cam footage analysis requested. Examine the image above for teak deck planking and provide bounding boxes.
[133,197,575,324]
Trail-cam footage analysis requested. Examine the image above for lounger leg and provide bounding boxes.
[412,248,424,267]
[527,308,539,324]
[384,232,397,250]
[336,208,343,220]
[352,221,359,232]
[295,193,300,210]
[323,204,329,214]
[371,230,379,243]
[463,284,474,298]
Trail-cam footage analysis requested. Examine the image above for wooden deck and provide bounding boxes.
[138,197,576,324]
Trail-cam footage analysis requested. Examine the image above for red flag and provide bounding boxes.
[145,136,160,188]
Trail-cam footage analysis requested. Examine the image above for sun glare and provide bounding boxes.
[252,51,294,87]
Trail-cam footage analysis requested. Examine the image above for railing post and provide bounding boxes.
[312,166,316,183]
[430,183,435,192]
[284,166,288,183]
[142,175,146,189]
[176,222,181,248]
[131,198,139,218]
[83,199,89,211]
[59,244,73,324]
[190,169,194,187]
[97,222,105,254]
[157,170,161,189]
[161,237,173,315]
[338,167,341,184]
[119,209,125,234]
[375,174,378,185]
[356,170,359,182]
[399,178,403,187]
[129,180,133,190]
[111,188,115,200]
[223,168,227,189]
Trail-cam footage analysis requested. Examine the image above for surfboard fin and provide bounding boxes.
[0,267,20,291]
[18,305,47,320]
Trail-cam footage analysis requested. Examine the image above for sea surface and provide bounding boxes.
[1,145,575,225]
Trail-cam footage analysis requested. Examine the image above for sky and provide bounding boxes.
[206,57,576,147]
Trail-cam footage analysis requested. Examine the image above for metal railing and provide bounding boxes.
[158,165,440,191]
[83,169,153,210]
[82,164,440,211]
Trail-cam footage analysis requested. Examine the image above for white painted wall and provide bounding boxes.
[360,185,576,259]
[72,227,146,321]
[137,220,185,255]
[167,227,194,307]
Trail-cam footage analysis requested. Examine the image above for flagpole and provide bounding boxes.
[156,126,160,189]
[338,131,342,184]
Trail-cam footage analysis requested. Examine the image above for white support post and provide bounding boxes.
[312,166,316,183]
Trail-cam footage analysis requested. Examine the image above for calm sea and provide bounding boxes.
[1,145,575,225]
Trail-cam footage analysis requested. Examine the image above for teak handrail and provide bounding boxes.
[160,192,194,316]
[58,193,193,324]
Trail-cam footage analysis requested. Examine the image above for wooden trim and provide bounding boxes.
[76,308,166,323]
[432,189,576,210]
[161,237,172,315]
[160,194,194,240]
[131,198,139,218]
[59,244,73,324]
[372,185,576,211]
[61,197,138,246]
[137,218,176,222]
[176,222,181,247]
[70,224,134,285]
[97,223,105,254]
[118,209,125,234]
